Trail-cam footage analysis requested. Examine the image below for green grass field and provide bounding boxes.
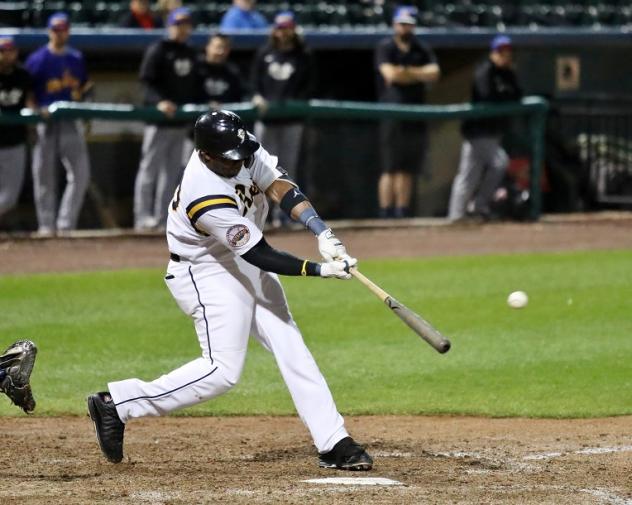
[1,250,631,418]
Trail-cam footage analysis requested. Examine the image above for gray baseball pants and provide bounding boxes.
[448,136,508,220]
[134,125,189,229]
[0,144,26,218]
[32,120,91,232]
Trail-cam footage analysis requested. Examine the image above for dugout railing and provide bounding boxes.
[0,96,548,220]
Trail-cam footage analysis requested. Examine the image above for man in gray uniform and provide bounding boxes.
[448,35,522,222]
[0,36,33,224]
[25,12,92,235]
[134,7,198,231]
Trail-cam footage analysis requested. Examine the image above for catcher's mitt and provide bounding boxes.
[0,340,37,413]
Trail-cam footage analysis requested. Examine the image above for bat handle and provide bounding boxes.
[350,268,389,302]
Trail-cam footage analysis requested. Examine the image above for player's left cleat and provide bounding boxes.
[318,436,373,471]
[87,391,125,463]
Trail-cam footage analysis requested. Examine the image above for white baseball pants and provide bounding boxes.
[108,259,349,453]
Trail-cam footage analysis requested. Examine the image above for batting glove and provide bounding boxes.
[319,257,357,280]
[317,229,356,264]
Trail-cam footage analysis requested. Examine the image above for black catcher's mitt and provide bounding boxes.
[0,340,37,413]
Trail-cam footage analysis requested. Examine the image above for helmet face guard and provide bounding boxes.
[194,110,260,161]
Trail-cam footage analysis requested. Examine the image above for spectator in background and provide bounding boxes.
[197,33,245,107]
[448,35,522,222]
[120,0,163,29]
[375,5,440,219]
[251,11,313,226]
[134,6,198,231]
[25,12,92,235]
[0,36,33,224]
[220,0,268,30]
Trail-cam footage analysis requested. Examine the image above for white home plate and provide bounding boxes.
[303,477,403,486]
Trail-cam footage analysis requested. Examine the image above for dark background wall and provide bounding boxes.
[5,39,631,230]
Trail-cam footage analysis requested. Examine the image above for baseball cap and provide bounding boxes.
[47,12,70,31]
[393,5,418,25]
[167,7,192,26]
[274,11,296,29]
[491,35,512,51]
[0,36,16,50]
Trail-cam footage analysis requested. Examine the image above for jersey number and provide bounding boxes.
[235,184,261,216]
[171,184,181,211]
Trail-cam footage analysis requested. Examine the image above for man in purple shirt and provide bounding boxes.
[220,0,268,30]
[25,12,92,235]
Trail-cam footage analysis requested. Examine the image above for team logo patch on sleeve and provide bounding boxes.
[226,224,251,247]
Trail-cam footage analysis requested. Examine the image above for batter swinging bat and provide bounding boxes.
[350,269,451,354]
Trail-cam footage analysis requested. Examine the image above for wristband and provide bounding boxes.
[298,207,328,236]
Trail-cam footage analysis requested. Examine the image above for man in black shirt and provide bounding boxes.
[197,34,244,106]
[375,6,440,218]
[134,7,198,230]
[448,35,523,221]
[0,36,33,223]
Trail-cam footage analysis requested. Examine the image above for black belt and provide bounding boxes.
[170,253,181,262]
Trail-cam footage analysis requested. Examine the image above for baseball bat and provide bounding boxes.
[350,269,451,354]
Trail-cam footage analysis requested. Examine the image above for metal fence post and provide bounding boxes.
[528,101,549,220]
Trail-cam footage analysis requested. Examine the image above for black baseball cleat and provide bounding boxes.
[318,436,373,471]
[87,391,125,463]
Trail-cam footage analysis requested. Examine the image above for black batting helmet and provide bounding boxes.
[194,110,260,161]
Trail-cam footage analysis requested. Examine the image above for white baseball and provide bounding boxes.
[507,291,528,309]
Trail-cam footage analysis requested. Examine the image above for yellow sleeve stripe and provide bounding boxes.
[187,197,238,222]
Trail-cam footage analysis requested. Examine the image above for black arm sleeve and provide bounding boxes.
[241,237,320,277]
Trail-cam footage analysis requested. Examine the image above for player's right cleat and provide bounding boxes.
[318,436,373,471]
[87,391,125,463]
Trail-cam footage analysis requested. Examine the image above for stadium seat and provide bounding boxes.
[0,1,29,28]
[29,0,68,28]
[2,0,630,29]
[67,1,91,27]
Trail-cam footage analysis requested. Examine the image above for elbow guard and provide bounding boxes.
[279,187,308,215]
[279,187,328,236]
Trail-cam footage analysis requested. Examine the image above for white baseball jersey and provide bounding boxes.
[108,143,350,454]
[167,146,287,263]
